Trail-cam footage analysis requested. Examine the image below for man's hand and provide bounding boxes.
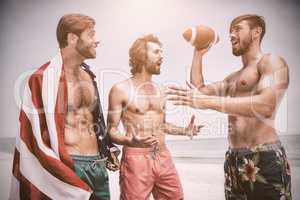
[129,131,158,148]
[184,115,204,139]
[106,152,120,172]
[194,44,212,56]
[166,82,210,109]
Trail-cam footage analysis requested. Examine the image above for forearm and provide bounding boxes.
[191,51,205,88]
[203,93,275,118]
[164,122,186,135]
[108,127,131,146]
[190,51,220,96]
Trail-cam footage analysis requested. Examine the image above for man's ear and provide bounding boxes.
[252,26,262,40]
[67,32,78,46]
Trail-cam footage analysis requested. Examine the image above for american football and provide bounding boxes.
[182,25,219,50]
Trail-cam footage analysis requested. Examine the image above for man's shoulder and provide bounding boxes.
[30,61,51,80]
[224,70,241,82]
[110,79,131,95]
[258,53,288,73]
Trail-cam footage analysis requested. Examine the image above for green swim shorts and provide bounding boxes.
[71,154,110,200]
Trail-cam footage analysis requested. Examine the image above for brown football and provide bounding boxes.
[182,25,219,50]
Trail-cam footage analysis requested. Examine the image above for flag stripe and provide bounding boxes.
[29,62,52,148]
[21,81,58,159]
[42,58,61,156]
[20,173,52,200]
[10,53,93,200]
[9,173,20,200]
[55,68,74,167]
[11,148,52,200]
[19,140,91,199]
[19,110,90,191]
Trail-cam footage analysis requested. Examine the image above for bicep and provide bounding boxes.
[199,80,228,96]
[257,56,289,104]
[107,87,124,128]
[258,56,289,95]
[199,71,238,96]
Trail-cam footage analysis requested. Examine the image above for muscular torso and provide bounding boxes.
[226,56,278,148]
[64,68,98,155]
[120,79,166,146]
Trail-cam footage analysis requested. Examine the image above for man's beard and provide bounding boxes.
[146,61,161,75]
[76,39,96,59]
[232,35,252,56]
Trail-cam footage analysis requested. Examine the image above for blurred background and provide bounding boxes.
[1,0,299,199]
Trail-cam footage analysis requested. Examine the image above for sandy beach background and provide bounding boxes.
[1,135,299,200]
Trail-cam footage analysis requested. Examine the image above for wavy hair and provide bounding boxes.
[129,34,162,75]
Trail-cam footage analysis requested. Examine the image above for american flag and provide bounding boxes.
[10,53,94,200]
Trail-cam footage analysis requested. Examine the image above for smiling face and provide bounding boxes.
[145,42,163,75]
[230,20,253,56]
[75,26,99,59]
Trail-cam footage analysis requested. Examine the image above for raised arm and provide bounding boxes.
[169,54,289,118]
[191,48,229,96]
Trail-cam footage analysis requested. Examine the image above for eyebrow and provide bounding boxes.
[230,24,242,31]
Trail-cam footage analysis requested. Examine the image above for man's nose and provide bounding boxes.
[95,40,100,47]
[230,33,237,41]
[160,54,163,60]
[159,51,163,58]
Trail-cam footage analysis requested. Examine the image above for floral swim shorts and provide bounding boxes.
[224,141,292,200]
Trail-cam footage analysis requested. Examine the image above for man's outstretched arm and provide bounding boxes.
[169,55,289,118]
[163,115,203,139]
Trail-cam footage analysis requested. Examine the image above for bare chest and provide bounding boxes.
[125,87,165,115]
[227,67,260,97]
[66,71,95,109]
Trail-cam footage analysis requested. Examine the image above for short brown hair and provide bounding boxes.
[129,34,162,75]
[56,13,95,48]
[230,14,266,42]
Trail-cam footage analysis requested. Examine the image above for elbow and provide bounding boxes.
[253,92,276,118]
[107,128,116,141]
[190,79,203,89]
[107,132,115,143]
[264,106,275,118]
[258,104,276,118]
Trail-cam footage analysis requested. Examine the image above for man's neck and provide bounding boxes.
[61,48,84,73]
[241,43,263,67]
[132,71,152,83]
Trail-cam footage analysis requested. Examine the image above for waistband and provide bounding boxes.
[71,154,107,163]
[123,144,168,155]
[228,140,283,154]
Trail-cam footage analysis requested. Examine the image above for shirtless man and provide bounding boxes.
[167,14,291,200]
[107,34,202,200]
[59,14,118,200]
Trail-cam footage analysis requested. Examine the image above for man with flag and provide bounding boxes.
[10,13,119,200]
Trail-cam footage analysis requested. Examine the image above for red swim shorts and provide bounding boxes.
[119,145,184,200]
